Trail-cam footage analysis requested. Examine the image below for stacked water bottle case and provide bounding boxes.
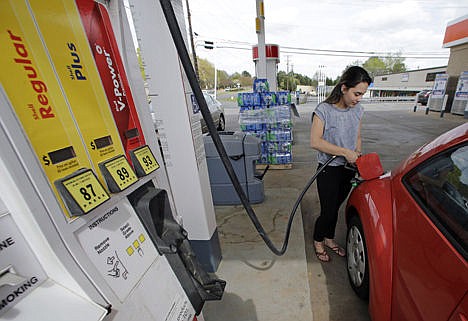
[238,79,293,166]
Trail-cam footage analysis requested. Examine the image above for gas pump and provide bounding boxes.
[0,0,224,320]
[128,0,223,274]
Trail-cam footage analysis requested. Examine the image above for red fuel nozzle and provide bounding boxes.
[356,153,384,180]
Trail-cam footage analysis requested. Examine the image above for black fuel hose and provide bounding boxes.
[159,0,334,256]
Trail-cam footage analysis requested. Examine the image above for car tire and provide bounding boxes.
[346,215,369,300]
[217,114,225,131]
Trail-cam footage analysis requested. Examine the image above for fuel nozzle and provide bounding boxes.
[355,153,384,181]
[351,178,361,187]
[344,162,360,187]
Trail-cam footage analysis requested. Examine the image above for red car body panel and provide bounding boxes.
[347,175,394,321]
[346,123,468,321]
[448,293,468,321]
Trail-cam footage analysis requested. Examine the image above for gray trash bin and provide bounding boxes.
[204,132,265,205]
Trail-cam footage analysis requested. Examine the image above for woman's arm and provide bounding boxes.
[310,115,360,163]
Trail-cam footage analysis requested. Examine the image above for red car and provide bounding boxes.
[345,122,468,321]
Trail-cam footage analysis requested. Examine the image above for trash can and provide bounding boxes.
[204,132,265,205]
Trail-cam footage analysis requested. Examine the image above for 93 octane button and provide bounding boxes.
[134,146,159,175]
[62,170,109,213]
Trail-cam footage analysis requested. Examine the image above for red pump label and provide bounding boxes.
[76,0,146,163]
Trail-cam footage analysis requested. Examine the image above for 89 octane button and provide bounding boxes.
[100,155,138,193]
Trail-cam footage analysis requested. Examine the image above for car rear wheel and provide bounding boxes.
[217,114,225,131]
[346,215,369,300]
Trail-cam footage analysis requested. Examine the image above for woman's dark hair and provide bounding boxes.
[324,66,372,104]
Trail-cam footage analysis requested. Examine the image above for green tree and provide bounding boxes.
[197,57,215,89]
[238,75,253,88]
[362,57,387,78]
[277,71,287,89]
[277,70,316,91]
[241,70,252,78]
[384,53,406,73]
[225,72,252,90]
[326,77,335,86]
[217,70,231,89]
[353,55,407,79]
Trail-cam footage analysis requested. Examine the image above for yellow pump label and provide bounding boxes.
[27,0,125,185]
[0,0,94,218]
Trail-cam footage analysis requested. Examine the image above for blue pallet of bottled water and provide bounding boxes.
[239,89,293,166]
[266,129,292,141]
[253,78,269,93]
[238,92,262,107]
[268,152,292,165]
[266,141,292,153]
[260,92,277,106]
[276,91,291,105]
[239,108,267,131]
[257,152,269,164]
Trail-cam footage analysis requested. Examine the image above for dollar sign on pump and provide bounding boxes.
[42,155,50,166]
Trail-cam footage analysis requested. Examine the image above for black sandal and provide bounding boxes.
[315,249,330,262]
[326,244,346,257]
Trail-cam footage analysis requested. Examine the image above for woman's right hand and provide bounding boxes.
[343,149,360,164]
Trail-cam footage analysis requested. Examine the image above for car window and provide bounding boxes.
[404,143,468,256]
[203,94,214,110]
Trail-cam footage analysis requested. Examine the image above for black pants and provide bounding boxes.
[313,164,355,242]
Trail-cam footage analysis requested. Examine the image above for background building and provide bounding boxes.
[442,14,468,112]
[371,66,447,98]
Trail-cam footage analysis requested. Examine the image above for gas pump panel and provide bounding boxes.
[0,0,224,320]
[0,198,107,321]
[0,212,47,315]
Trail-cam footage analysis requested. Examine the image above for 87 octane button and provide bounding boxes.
[56,168,110,216]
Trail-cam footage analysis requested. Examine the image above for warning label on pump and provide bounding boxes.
[0,214,47,316]
[165,296,194,321]
[75,199,158,302]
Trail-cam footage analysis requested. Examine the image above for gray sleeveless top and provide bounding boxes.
[313,102,364,166]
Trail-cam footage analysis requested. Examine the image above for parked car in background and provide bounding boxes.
[346,123,468,321]
[416,89,432,105]
[200,92,225,133]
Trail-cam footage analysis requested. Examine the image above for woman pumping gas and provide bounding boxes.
[310,66,372,262]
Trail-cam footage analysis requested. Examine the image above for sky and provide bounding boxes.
[184,0,468,79]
